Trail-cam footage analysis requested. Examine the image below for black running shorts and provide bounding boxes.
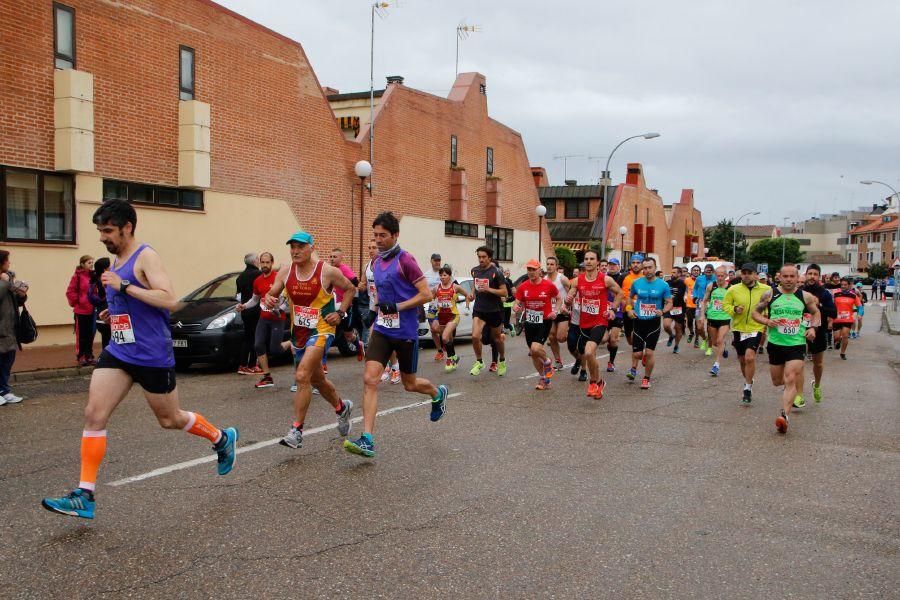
[365,330,419,374]
[632,318,661,352]
[731,331,761,356]
[96,349,177,394]
[767,343,806,366]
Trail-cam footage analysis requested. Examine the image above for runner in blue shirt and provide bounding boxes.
[626,257,673,389]
[692,263,715,351]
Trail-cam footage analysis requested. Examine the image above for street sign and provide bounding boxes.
[758,263,769,274]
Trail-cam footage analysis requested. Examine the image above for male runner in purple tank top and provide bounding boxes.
[344,211,448,459]
[42,200,237,519]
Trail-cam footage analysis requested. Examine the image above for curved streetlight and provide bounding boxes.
[536,204,548,263]
[619,225,628,263]
[600,133,661,258]
[860,179,900,310]
[355,160,373,273]
[733,210,761,265]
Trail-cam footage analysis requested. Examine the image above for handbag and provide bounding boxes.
[16,303,38,345]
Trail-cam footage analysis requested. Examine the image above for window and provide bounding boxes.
[103,179,204,210]
[486,147,494,176]
[54,3,75,69]
[565,199,588,219]
[445,220,478,238]
[450,135,458,167]
[179,46,195,100]
[1,166,75,243]
[485,226,513,261]
[540,199,556,219]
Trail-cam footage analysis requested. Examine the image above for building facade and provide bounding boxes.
[849,214,899,271]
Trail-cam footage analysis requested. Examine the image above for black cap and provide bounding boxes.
[430,253,441,260]
[740,262,757,272]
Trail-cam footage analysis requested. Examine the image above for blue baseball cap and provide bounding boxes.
[608,258,621,265]
[286,231,314,245]
[631,253,645,262]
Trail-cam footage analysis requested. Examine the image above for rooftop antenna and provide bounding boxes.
[587,155,607,184]
[456,22,481,77]
[368,2,397,192]
[553,154,584,182]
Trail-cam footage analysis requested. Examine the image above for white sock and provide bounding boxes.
[744,383,752,390]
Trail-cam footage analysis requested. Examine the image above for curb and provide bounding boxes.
[882,308,900,335]
[11,365,94,384]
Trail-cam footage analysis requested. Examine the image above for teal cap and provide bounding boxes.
[286,231,314,245]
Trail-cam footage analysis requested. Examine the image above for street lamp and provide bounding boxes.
[619,225,628,263]
[733,211,760,265]
[781,217,790,268]
[536,204,547,263]
[670,239,678,271]
[600,132,660,259]
[355,160,373,273]
[860,179,900,310]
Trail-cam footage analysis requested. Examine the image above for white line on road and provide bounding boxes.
[108,392,463,487]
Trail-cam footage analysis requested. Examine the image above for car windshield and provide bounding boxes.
[183,275,239,301]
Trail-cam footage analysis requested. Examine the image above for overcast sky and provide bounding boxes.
[217,0,899,226]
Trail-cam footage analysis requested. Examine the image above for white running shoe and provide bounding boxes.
[3,392,23,404]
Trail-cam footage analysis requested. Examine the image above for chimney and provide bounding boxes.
[322,86,340,96]
[565,179,577,186]
[386,75,404,85]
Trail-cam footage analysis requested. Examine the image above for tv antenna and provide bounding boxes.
[553,154,584,181]
[456,22,481,77]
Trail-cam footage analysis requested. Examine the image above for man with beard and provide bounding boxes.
[620,254,645,346]
[724,263,770,403]
[801,264,835,405]
[663,267,687,354]
[237,252,288,389]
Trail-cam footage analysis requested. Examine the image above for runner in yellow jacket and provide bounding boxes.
[724,262,770,404]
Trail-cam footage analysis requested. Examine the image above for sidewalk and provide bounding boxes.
[9,342,100,383]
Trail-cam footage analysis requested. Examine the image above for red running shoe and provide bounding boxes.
[640,377,651,390]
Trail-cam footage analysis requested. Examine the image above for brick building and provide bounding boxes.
[849,214,899,271]
[1,0,545,345]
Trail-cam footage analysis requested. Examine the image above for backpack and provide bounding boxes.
[16,303,38,345]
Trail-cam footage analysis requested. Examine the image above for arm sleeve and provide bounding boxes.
[243,294,260,309]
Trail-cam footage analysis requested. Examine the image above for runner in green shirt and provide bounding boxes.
[752,265,820,435]
[701,266,732,376]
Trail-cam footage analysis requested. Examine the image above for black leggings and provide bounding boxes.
[74,313,96,360]
[255,318,286,357]
[240,310,260,367]
[96,321,111,349]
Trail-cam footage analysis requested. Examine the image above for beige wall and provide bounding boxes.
[10,175,301,346]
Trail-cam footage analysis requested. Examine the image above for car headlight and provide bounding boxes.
[207,311,237,330]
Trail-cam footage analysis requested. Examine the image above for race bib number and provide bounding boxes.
[777,319,801,335]
[110,314,136,344]
[669,307,683,316]
[425,303,438,319]
[639,303,658,318]
[293,306,320,329]
[475,278,489,291]
[740,332,757,341]
[367,282,377,297]
[837,311,852,321]
[437,300,454,309]
[802,313,812,327]
[713,299,723,311]
[525,309,544,324]
[581,299,601,315]
[377,310,400,329]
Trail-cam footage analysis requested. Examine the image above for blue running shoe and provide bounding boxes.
[723,349,729,359]
[431,384,448,422]
[673,345,680,354]
[343,434,375,458]
[710,363,720,376]
[626,368,637,381]
[215,427,238,475]
[42,488,95,519]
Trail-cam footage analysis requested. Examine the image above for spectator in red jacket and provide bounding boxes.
[66,255,96,366]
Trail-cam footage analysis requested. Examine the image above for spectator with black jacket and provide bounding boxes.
[0,250,28,404]
[89,258,111,349]
[236,253,262,375]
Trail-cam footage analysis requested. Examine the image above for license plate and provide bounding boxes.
[172,339,188,348]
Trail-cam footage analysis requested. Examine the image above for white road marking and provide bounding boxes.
[109,392,463,487]
[519,354,609,379]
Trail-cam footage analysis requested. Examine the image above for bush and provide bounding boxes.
[867,263,889,280]
[553,246,577,274]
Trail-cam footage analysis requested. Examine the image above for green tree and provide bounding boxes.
[553,246,577,274]
[867,262,889,280]
[704,219,749,264]
[747,238,804,272]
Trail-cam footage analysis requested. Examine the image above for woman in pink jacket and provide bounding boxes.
[66,255,96,366]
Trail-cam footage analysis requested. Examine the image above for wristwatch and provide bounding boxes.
[120,280,131,294]
[338,309,347,319]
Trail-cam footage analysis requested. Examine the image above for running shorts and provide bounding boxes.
[552,313,570,324]
[767,343,806,365]
[663,312,686,326]
[524,321,554,347]
[293,332,334,360]
[365,330,419,374]
[96,349,176,394]
[806,325,827,354]
[832,320,853,330]
[608,317,624,330]
[623,315,635,338]
[437,312,459,327]
[707,318,731,329]
[567,324,582,355]
[473,310,503,329]
[731,331,761,356]
[632,318,661,352]
[579,325,607,346]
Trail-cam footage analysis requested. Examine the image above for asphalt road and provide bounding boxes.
[1,308,898,599]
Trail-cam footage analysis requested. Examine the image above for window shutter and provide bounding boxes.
[633,224,644,252]
[645,226,655,254]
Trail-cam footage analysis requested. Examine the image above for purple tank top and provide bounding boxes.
[105,244,175,367]
[373,250,420,340]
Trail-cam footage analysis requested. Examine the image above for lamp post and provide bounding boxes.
[535,204,547,263]
[619,225,628,263]
[355,160,372,273]
[733,210,760,265]
[781,217,790,269]
[860,179,900,310]
[600,132,660,259]
[670,239,678,271]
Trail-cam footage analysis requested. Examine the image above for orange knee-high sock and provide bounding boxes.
[182,412,222,444]
[79,430,107,492]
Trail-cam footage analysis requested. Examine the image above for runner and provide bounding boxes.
[702,266,732,376]
[344,212,448,459]
[604,258,625,372]
[663,267,687,353]
[802,264,835,404]
[236,252,288,389]
[432,265,471,372]
[692,263,716,351]
[724,263,770,403]
[544,256,570,371]
[625,257,672,390]
[684,265,699,345]
[568,250,623,398]
[262,232,356,449]
[752,265,820,434]
[502,267,516,335]
[360,241,401,384]
[565,282,587,381]
[620,254,644,347]
[422,253,446,360]
[853,282,867,338]
[469,246,508,376]
[42,200,237,519]
[824,272,841,349]
[832,277,861,360]
[514,259,562,390]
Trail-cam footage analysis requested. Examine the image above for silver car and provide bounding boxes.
[418,277,475,341]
